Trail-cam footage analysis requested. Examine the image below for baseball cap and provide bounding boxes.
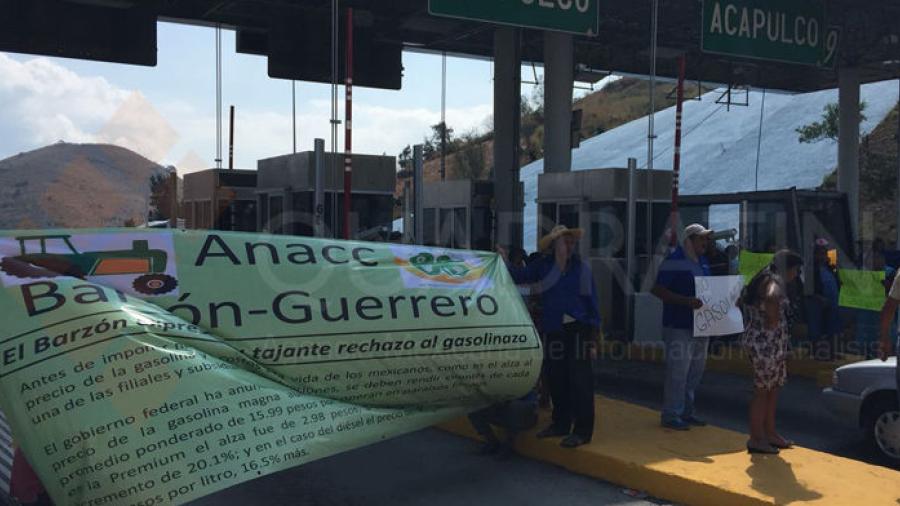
[684,223,713,238]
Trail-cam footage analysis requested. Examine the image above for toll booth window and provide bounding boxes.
[635,203,670,255]
[215,199,230,230]
[471,207,492,250]
[186,202,195,229]
[588,202,625,258]
[292,192,313,236]
[454,207,468,249]
[232,200,257,232]
[439,209,455,248]
[559,204,579,230]
[258,194,269,232]
[353,195,393,240]
[269,196,284,234]
[198,201,211,230]
[423,208,436,246]
[747,201,789,252]
[539,203,556,239]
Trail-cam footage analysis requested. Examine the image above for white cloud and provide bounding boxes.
[0,53,494,173]
[0,54,129,149]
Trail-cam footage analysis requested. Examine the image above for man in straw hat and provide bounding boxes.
[652,223,713,431]
[500,225,601,448]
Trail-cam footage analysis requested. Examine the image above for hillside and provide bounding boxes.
[0,143,169,230]
[821,104,899,242]
[396,77,693,208]
[516,80,899,250]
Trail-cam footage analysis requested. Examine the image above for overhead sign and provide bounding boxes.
[701,0,840,68]
[428,0,600,37]
[0,229,541,505]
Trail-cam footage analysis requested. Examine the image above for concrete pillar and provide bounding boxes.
[543,32,574,173]
[838,66,860,245]
[493,27,522,249]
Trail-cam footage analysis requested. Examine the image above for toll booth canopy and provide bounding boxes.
[420,179,495,250]
[256,152,396,240]
[183,169,258,232]
[537,168,673,336]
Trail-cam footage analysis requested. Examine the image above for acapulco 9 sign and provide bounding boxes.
[701,0,840,68]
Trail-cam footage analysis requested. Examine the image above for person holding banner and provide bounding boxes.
[810,241,842,360]
[740,250,803,454]
[500,225,601,448]
[652,223,712,431]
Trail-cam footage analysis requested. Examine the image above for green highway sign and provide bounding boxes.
[701,0,840,68]
[428,0,600,37]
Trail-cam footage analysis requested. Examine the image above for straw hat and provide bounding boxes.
[539,225,584,252]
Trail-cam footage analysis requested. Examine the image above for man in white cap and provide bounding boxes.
[652,223,713,430]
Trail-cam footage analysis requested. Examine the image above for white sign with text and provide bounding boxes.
[694,275,745,337]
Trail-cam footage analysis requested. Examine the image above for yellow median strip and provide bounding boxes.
[441,396,900,506]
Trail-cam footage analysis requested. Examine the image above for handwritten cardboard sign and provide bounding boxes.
[694,275,745,337]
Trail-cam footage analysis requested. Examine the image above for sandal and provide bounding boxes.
[746,440,780,454]
[768,439,794,449]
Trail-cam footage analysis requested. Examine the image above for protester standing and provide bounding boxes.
[740,250,803,454]
[501,225,601,448]
[651,224,713,431]
[810,242,842,360]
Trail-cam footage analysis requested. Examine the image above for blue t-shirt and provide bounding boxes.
[508,254,602,333]
[655,246,711,331]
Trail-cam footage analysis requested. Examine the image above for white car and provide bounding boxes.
[822,358,899,461]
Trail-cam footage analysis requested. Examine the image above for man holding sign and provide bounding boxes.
[652,224,713,431]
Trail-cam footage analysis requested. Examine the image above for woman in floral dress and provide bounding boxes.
[741,250,803,454]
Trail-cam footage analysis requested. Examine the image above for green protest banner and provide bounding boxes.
[838,269,886,312]
[739,251,774,284]
[0,229,542,505]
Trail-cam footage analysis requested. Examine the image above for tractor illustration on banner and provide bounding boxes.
[0,234,178,295]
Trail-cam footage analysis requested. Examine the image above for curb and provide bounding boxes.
[440,396,900,506]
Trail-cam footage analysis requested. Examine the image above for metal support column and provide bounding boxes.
[414,144,424,244]
[626,157,638,338]
[314,138,325,238]
[838,66,861,245]
[543,31,574,174]
[493,27,522,249]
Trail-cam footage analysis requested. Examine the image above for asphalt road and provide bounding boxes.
[593,356,899,470]
[190,429,665,506]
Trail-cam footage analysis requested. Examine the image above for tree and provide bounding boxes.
[797,101,867,143]
[397,144,412,170]
[148,167,177,221]
[424,122,454,160]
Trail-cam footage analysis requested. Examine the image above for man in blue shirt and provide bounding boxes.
[652,223,712,430]
[502,225,601,448]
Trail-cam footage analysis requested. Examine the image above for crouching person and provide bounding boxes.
[468,391,539,456]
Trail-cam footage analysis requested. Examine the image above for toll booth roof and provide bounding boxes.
[5,1,900,92]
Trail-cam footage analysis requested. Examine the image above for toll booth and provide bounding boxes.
[679,189,857,281]
[537,168,673,337]
[183,169,258,232]
[256,152,396,240]
[418,179,496,250]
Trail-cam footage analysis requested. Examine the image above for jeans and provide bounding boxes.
[662,327,709,423]
[545,322,595,438]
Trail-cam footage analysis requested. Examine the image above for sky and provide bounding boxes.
[0,21,584,175]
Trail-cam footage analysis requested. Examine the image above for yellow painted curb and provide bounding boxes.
[441,396,900,506]
[600,342,859,384]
